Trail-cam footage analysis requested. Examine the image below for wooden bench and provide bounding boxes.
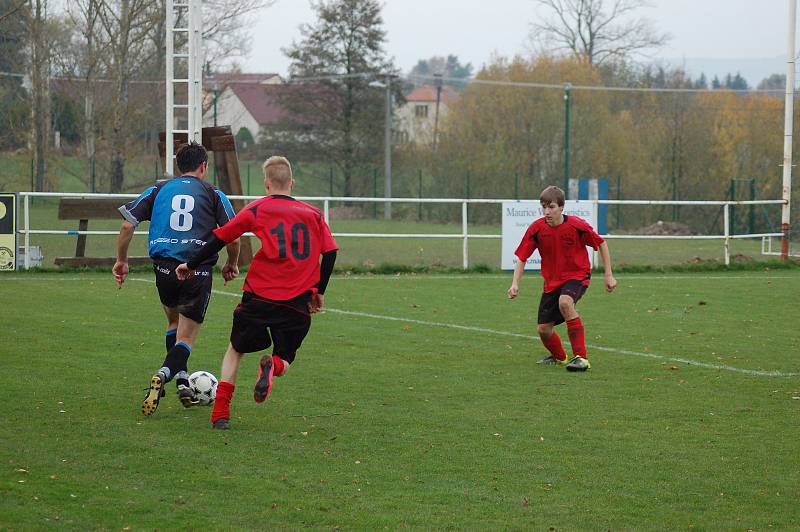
[54,198,151,268]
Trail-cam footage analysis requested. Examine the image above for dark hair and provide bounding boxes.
[175,142,208,174]
[540,185,565,207]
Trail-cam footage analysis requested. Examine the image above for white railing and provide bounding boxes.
[17,192,787,269]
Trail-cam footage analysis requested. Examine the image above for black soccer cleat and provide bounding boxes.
[212,418,230,430]
[566,356,591,372]
[142,372,166,416]
[253,355,274,404]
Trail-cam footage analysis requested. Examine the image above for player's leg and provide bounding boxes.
[211,293,272,429]
[536,291,567,365]
[169,266,212,405]
[558,281,590,372]
[254,294,311,403]
[143,263,180,416]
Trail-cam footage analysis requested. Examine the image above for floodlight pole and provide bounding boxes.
[383,74,393,220]
[781,0,796,260]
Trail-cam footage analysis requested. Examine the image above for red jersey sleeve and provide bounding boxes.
[514,222,538,261]
[573,217,605,250]
[319,217,338,253]
[212,200,256,243]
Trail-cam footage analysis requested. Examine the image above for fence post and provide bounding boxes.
[323,199,330,225]
[247,163,251,196]
[466,170,471,199]
[373,168,378,218]
[418,169,423,221]
[616,175,621,229]
[24,194,30,270]
[729,178,736,235]
[723,203,730,266]
[749,178,756,234]
[462,201,469,269]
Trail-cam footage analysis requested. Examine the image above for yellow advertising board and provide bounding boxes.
[0,193,17,271]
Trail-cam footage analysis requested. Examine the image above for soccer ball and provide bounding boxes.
[188,370,218,406]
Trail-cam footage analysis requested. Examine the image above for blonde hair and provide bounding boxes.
[262,156,293,187]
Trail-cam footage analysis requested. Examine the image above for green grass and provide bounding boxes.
[1,270,799,529]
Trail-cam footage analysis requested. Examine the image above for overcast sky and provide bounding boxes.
[242,0,797,84]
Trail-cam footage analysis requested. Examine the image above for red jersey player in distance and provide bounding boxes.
[176,156,338,429]
[507,185,617,372]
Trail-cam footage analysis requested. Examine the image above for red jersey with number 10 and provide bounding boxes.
[213,195,338,300]
[514,215,604,293]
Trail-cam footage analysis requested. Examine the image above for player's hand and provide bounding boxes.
[112,260,128,288]
[175,263,194,281]
[309,293,324,313]
[605,273,617,293]
[507,284,519,299]
[221,263,239,285]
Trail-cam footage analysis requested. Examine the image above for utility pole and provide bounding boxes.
[563,83,572,195]
[781,0,796,260]
[383,74,393,219]
[213,82,219,127]
[433,73,443,153]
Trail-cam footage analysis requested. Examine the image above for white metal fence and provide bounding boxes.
[16,192,788,269]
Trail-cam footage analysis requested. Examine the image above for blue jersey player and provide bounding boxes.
[113,142,240,416]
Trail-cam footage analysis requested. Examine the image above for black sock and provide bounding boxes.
[161,342,191,384]
[165,329,177,353]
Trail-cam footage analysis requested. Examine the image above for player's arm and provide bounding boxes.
[598,241,617,293]
[309,250,337,313]
[221,239,241,285]
[177,204,254,280]
[113,221,135,288]
[507,259,525,299]
[175,235,227,280]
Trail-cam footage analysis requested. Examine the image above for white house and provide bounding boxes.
[395,85,459,146]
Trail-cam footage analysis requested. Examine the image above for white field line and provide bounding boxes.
[10,276,795,378]
[131,279,797,379]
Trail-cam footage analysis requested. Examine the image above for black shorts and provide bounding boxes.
[154,260,213,323]
[229,291,312,363]
[537,279,588,326]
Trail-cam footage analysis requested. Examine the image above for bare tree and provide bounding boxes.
[530,0,670,65]
[96,0,159,192]
[26,0,51,191]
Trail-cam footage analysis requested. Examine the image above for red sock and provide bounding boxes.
[211,380,235,423]
[271,355,285,376]
[566,317,587,358]
[541,331,567,361]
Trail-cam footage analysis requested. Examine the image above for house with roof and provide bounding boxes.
[202,73,285,149]
[394,84,459,146]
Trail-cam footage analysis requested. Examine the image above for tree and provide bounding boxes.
[409,54,473,80]
[26,0,52,191]
[530,0,670,66]
[0,0,29,149]
[757,73,785,91]
[279,0,397,196]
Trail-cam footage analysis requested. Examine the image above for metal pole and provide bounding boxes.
[563,83,572,193]
[749,179,756,233]
[24,194,30,270]
[384,75,393,220]
[781,0,796,260]
[213,84,219,127]
[433,73,442,153]
[418,169,423,220]
[323,199,330,224]
[462,201,468,269]
[724,203,730,266]
[165,0,174,177]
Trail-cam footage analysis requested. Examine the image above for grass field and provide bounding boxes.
[2,270,799,529]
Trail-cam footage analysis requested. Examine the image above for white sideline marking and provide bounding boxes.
[134,279,796,379]
[17,276,794,378]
